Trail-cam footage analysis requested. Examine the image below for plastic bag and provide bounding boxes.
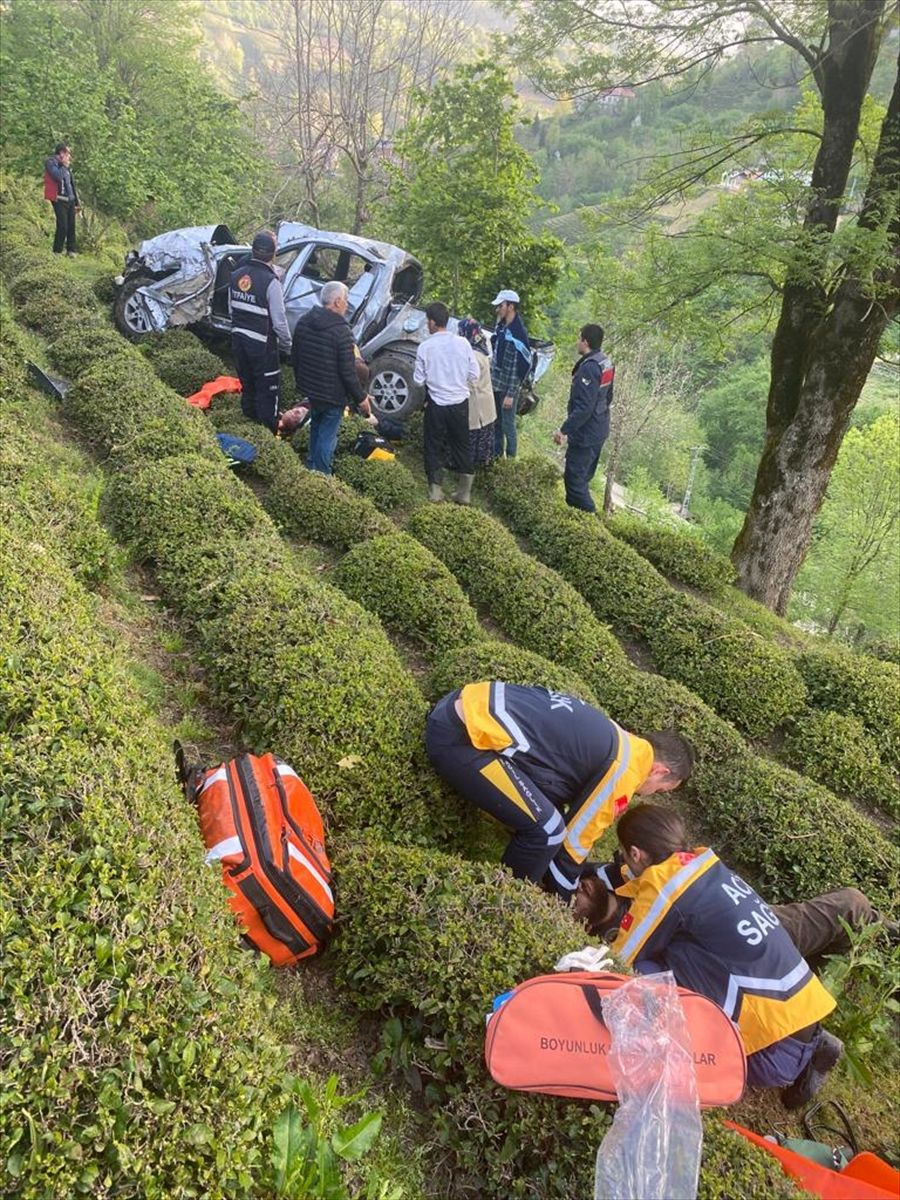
[594,972,703,1200]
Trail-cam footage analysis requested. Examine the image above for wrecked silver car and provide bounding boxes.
[113,222,553,418]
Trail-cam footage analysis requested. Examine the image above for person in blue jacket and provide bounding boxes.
[574,803,843,1107]
[553,324,614,513]
[490,289,532,459]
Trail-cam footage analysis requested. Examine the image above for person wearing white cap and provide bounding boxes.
[490,289,532,458]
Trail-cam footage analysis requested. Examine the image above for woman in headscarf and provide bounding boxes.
[457,317,497,467]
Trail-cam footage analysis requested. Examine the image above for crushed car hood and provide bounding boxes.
[134,224,239,273]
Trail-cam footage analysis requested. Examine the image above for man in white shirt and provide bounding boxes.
[414,301,479,503]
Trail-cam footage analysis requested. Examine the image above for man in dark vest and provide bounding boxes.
[553,323,615,513]
[229,231,292,432]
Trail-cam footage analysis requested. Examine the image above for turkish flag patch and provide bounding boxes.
[613,794,629,816]
[619,911,633,931]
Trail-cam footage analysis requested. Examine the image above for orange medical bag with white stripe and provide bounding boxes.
[182,750,334,967]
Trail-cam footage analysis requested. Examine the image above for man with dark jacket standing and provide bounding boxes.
[490,288,531,459]
[44,143,80,256]
[292,281,372,473]
[554,324,614,513]
[229,230,292,432]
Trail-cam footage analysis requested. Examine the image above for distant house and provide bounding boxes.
[596,86,636,108]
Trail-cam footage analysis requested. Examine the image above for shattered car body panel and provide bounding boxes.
[114,220,553,416]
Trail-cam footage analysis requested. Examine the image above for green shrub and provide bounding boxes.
[1,396,116,586]
[333,533,484,663]
[407,503,629,699]
[606,511,736,593]
[103,455,462,849]
[334,453,419,513]
[485,458,806,738]
[782,710,899,820]
[8,263,99,335]
[50,321,134,380]
[63,352,221,464]
[141,330,227,396]
[797,645,900,770]
[332,837,804,1200]
[0,524,296,1199]
[428,640,599,705]
[207,404,395,547]
[600,668,899,910]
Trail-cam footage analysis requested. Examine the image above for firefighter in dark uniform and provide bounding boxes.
[229,230,292,432]
[424,681,694,897]
[553,323,615,513]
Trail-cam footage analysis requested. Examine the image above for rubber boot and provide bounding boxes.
[428,478,444,502]
[452,473,475,505]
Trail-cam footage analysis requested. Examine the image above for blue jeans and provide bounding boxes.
[493,391,517,458]
[306,405,343,474]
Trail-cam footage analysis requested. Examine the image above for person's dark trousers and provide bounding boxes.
[424,396,473,484]
[306,404,343,474]
[773,888,880,961]
[425,692,566,881]
[51,199,76,253]
[493,390,518,458]
[564,440,604,513]
[233,337,281,433]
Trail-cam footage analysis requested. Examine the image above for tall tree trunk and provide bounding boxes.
[732,10,897,612]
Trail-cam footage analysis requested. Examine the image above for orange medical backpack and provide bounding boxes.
[183,750,334,967]
[485,971,747,1108]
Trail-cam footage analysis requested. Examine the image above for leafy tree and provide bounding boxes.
[792,412,900,640]
[378,59,564,320]
[0,0,269,232]
[507,0,900,614]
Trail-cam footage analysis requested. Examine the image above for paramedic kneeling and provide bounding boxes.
[598,803,842,1107]
[425,681,693,898]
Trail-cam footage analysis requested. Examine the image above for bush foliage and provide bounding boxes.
[606,511,736,593]
[333,532,484,663]
[334,453,419,514]
[797,645,900,770]
[485,457,807,739]
[140,330,227,397]
[782,710,899,820]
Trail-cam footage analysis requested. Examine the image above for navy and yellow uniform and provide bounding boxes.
[610,848,836,1086]
[425,682,653,896]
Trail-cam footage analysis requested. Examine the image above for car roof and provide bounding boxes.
[275,221,419,268]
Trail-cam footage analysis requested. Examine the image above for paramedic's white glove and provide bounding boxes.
[554,946,615,973]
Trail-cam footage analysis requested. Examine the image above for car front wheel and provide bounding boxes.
[113,273,156,340]
[368,353,422,419]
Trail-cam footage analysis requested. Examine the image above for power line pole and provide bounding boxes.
[680,445,705,519]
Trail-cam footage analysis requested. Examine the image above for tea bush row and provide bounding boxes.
[0,413,297,1198]
[333,837,805,1200]
[484,457,807,739]
[0,245,457,849]
[605,511,736,593]
[782,710,899,821]
[406,503,899,909]
[796,645,900,771]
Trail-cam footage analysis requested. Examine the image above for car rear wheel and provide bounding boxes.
[114,273,156,340]
[368,353,422,419]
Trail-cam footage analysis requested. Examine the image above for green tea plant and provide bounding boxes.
[820,923,900,1086]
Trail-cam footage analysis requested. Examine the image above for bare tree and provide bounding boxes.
[602,341,693,515]
[267,0,471,231]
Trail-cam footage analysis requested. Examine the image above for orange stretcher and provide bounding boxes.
[185,375,242,409]
[727,1122,900,1199]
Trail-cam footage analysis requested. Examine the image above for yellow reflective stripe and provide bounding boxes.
[460,682,513,752]
[738,977,836,1054]
[479,759,533,820]
[612,850,719,964]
